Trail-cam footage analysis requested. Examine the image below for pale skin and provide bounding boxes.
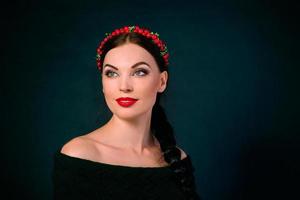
[61,42,187,167]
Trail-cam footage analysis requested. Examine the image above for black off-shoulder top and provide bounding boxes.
[52,150,199,200]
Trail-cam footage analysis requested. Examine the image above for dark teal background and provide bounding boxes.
[2,0,299,199]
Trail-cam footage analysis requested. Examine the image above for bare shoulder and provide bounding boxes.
[60,135,98,159]
[176,146,188,160]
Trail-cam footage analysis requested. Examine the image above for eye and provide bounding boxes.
[104,70,118,78]
[134,69,149,76]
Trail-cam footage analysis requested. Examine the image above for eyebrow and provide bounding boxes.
[103,61,151,70]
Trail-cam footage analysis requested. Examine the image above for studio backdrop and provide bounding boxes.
[2,0,299,199]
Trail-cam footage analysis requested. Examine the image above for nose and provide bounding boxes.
[119,75,133,93]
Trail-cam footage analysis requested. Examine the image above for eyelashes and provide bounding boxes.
[104,69,149,78]
[104,70,118,77]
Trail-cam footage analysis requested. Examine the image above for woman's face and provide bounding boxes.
[102,43,168,120]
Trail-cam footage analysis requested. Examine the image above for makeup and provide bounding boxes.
[116,97,138,107]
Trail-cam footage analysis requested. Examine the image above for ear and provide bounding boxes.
[158,71,168,93]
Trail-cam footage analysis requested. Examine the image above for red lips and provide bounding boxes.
[116,97,138,107]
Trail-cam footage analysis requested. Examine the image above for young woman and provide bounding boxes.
[53,25,201,200]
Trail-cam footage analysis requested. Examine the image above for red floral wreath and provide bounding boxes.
[96,25,169,71]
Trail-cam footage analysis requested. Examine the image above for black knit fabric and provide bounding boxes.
[52,150,197,200]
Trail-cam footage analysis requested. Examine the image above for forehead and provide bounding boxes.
[103,43,157,67]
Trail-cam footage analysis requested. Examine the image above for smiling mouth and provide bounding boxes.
[116,97,138,107]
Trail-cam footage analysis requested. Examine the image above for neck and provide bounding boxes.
[101,110,156,155]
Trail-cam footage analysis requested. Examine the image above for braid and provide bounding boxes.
[151,94,201,200]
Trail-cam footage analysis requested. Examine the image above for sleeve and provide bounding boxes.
[52,153,93,200]
[184,156,202,200]
[52,153,79,199]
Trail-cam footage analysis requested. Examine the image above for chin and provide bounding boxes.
[109,106,152,121]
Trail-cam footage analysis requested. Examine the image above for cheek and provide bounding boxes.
[102,79,118,98]
[134,78,159,99]
[102,76,160,98]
